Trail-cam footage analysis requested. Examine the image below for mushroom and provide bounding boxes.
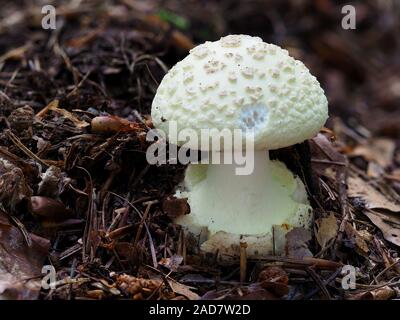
[151,35,328,259]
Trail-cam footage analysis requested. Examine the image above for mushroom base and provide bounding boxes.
[175,151,312,260]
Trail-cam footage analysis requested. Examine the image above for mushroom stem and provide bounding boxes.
[175,150,312,257]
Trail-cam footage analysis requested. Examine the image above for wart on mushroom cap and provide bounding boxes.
[151,34,329,259]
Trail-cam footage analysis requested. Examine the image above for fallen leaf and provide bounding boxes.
[0,211,50,299]
[348,175,400,212]
[344,222,370,256]
[285,227,313,259]
[315,213,338,249]
[363,209,400,247]
[346,286,396,300]
[367,161,384,179]
[351,138,396,168]
[159,254,184,272]
[168,279,199,300]
[348,173,400,247]
[309,133,347,179]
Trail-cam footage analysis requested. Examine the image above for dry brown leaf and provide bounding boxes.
[344,222,370,256]
[348,173,400,246]
[285,227,313,259]
[0,211,50,299]
[347,286,396,300]
[363,210,400,247]
[348,175,400,212]
[351,138,396,168]
[367,161,384,178]
[158,254,184,272]
[315,213,338,249]
[168,279,199,300]
[311,133,347,163]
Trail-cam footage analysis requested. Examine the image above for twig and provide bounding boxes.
[239,239,247,283]
[5,129,49,167]
[311,159,347,166]
[303,267,342,299]
[133,201,153,246]
[108,192,158,268]
[251,256,343,270]
[375,260,400,282]
[305,266,332,299]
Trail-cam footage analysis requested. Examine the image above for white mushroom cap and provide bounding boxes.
[151,34,328,150]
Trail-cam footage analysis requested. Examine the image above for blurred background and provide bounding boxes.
[1,0,399,140]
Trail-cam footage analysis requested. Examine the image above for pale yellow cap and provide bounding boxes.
[151,35,328,150]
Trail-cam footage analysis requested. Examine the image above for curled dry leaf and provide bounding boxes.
[315,213,338,249]
[0,211,50,299]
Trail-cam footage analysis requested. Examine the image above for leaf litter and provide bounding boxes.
[0,0,399,300]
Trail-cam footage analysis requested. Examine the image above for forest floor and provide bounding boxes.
[0,0,399,300]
